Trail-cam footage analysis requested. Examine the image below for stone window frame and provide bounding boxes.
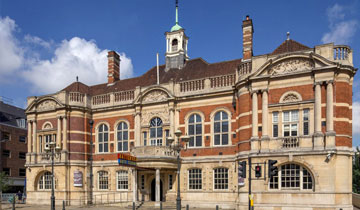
[210,108,232,147]
[115,120,130,152]
[213,167,229,190]
[269,163,314,191]
[188,168,202,190]
[149,117,163,146]
[95,122,110,154]
[38,171,56,191]
[116,170,129,191]
[38,133,56,153]
[185,111,205,148]
[98,170,109,190]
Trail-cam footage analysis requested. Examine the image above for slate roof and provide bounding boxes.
[63,57,242,95]
[271,39,310,55]
[0,101,26,127]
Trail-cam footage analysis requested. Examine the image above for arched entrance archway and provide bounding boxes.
[150,179,163,201]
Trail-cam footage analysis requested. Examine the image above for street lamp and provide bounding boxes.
[44,141,61,210]
[88,120,94,205]
[168,129,190,210]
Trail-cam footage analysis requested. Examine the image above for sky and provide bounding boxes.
[0,0,359,147]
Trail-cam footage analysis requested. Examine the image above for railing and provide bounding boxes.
[114,90,134,102]
[131,146,177,158]
[210,74,235,88]
[79,192,130,205]
[92,94,110,105]
[237,62,252,80]
[69,92,84,103]
[282,137,299,148]
[334,45,351,60]
[180,79,205,92]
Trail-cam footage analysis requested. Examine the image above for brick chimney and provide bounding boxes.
[242,15,254,60]
[107,51,120,84]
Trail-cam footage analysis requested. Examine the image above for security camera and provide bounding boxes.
[325,151,335,162]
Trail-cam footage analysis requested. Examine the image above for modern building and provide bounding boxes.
[0,100,27,193]
[25,3,356,210]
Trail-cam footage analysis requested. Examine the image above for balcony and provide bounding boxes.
[282,137,299,148]
[131,146,178,169]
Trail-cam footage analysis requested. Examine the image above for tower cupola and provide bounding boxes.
[165,0,189,70]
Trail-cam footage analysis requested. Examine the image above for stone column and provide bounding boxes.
[57,117,62,148]
[132,169,138,202]
[32,121,37,153]
[170,108,175,138]
[314,82,322,135]
[156,168,160,202]
[27,121,32,153]
[134,108,141,146]
[261,90,269,138]
[63,116,68,151]
[252,91,258,138]
[326,81,334,133]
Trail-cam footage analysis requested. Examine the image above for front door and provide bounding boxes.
[150,179,163,201]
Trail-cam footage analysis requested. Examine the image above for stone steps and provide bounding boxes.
[126,201,177,210]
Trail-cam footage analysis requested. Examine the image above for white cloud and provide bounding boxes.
[0,16,133,94]
[22,37,133,94]
[353,102,360,135]
[0,16,23,76]
[321,4,358,44]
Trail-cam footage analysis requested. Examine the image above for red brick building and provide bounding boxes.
[25,8,356,210]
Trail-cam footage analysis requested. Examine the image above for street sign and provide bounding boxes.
[118,153,137,167]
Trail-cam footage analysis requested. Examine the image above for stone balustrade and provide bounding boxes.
[179,79,205,92]
[131,146,177,159]
[210,74,236,88]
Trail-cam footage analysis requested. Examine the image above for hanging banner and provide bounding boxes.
[118,153,137,167]
[73,170,83,187]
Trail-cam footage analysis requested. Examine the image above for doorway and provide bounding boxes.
[150,179,163,201]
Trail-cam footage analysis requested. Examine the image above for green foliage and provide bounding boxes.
[0,172,9,192]
[354,147,360,193]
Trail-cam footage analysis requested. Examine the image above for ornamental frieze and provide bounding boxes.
[269,58,314,75]
[36,100,59,111]
[141,106,170,125]
[142,90,169,103]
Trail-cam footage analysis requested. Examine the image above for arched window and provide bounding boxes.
[150,117,163,146]
[117,122,128,152]
[38,171,53,190]
[116,170,128,190]
[98,124,109,153]
[172,39,178,52]
[269,163,313,190]
[214,111,229,146]
[214,168,228,190]
[188,168,202,190]
[188,114,202,147]
[98,171,109,190]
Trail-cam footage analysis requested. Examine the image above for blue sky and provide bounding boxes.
[0,0,359,147]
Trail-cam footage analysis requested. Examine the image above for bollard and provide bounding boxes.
[160,201,162,210]
[216,205,219,210]
[12,195,15,210]
[63,200,66,210]
[133,202,135,210]
[186,204,189,210]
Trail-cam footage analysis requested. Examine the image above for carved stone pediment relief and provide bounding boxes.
[269,58,314,75]
[142,90,168,103]
[141,106,170,125]
[280,91,302,103]
[37,100,59,111]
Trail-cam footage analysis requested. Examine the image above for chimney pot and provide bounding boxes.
[107,51,120,84]
[242,15,254,60]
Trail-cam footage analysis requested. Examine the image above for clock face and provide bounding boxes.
[150,117,162,127]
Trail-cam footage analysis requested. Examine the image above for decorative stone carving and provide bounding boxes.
[270,58,314,75]
[142,90,168,103]
[141,107,170,125]
[280,91,302,103]
[37,100,58,111]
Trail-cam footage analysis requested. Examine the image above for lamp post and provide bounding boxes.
[167,129,190,210]
[88,120,94,205]
[44,141,61,210]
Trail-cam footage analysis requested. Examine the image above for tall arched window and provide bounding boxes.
[269,163,313,190]
[117,122,128,152]
[150,117,163,146]
[172,39,178,52]
[188,114,202,147]
[214,111,229,146]
[98,171,109,190]
[98,124,109,153]
[38,171,53,190]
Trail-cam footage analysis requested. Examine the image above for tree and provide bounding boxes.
[354,147,360,193]
[0,172,10,210]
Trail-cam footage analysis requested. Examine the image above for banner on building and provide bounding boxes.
[73,170,83,187]
[118,153,137,167]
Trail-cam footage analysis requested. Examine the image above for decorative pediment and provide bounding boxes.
[37,100,59,111]
[280,91,302,103]
[141,106,170,125]
[142,90,169,103]
[26,96,64,113]
[269,58,314,75]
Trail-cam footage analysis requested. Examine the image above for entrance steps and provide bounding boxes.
[126,201,177,210]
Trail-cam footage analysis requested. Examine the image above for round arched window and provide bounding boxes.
[150,117,163,146]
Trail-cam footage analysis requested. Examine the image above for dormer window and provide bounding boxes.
[172,39,178,52]
[16,118,27,128]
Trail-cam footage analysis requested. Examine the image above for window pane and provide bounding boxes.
[118,142,122,151]
[123,142,128,151]
[222,134,228,145]
[273,112,279,123]
[303,122,309,135]
[273,125,278,137]
[104,125,108,131]
[99,133,103,142]
[222,112,228,120]
[189,137,194,147]
[99,144,103,153]
[118,132,122,141]
[215,112,220,121]
[214,135,220,145]
[157,128,163,137]
[214,122,220,133]
[222,121,228,132]
[303,109,309,121]
[104,133,108,142]
[292,110,299,122]
[104,143,108,152]
[123,131,128,140]
[196,136,202,147]
[189,115,194,123]
[195,114,201,122]
[150,128,156,138]
[196,124,202,134]
[189,125,194,135]
[283,112,289,122]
